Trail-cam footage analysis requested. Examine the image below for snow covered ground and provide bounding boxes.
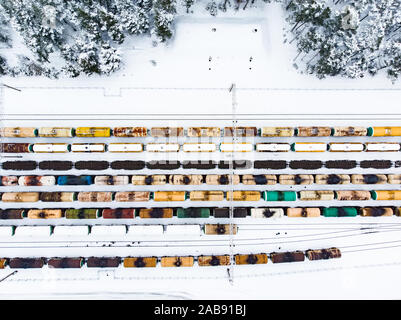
[2,4,400,117]
[1,3,401,300]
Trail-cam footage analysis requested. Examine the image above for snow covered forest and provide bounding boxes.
[284,0,401,81]
[0,0,400,81]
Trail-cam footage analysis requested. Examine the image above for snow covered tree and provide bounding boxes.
[59,35,101,77]
[114,0,151,35]
[99,7,125,44]
[286,0,331,31]
[285,0,401,81]
[1,0,66,63]
[206,1,219,15]
[1,0,398,81]
[341,5,359,30]
[152,0,177,42]
[12,55,59,77]
[384,42,401,81]
[99,43,122,74]
[0,55,8,75]
[0,9,11,75]
[203,0,277,13]
[0,10,11,46]
[60,43,81,77]
[76,40,101,75]
[182,0,195,13]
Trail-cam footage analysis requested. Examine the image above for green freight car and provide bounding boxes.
[65,208,101,219]
[263,191,296,201]
[322,207,358,217]
[176,207,211,218]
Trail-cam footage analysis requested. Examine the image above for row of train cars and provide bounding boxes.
[2,126,401,137]
[3,125,401,153]
[0,126,399,270]
[3,173,401,186]
[2,159,401,170]
[2,190,401,202]
[0,248,341,269]
[1,206,400,219]
[5,142,401,153]
[2,126,401,157]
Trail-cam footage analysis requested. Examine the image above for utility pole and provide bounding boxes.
[228,83,237,285]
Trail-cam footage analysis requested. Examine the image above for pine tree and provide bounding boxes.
[114,0,151,35]
[385,42,401,81]
[182,0,195,13]
[206,1,218,16]
[99,43,122,74]
[0,10,11,46]
[0,55,8,75]
[13,55,59,78]
[1,0,66,63]
[152,0,177,42]
[286,0,401,81]
[76,39,101,75]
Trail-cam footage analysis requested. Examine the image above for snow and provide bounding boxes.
[166,224,202,235]
[0,3,401,300]
[13,226,51,237]
[128,225,164,235]
[0,226,12,237]
[53,226,89,237]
